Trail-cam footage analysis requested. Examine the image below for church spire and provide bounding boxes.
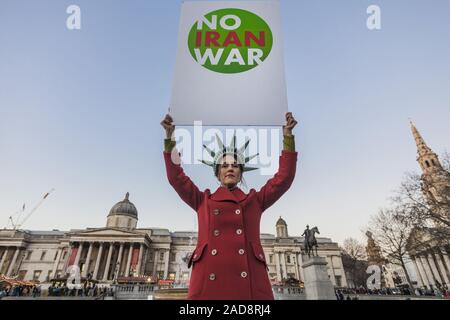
[410,121,442,173]
[410,121,433,156]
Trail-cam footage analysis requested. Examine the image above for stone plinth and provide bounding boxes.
[302,256,336,300]
[152,288,189,300]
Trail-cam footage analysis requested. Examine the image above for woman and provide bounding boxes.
[161,113,298,300]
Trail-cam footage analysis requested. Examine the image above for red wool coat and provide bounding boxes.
[164,150,298,300]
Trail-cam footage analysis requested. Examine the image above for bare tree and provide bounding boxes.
[342,238,367,261]
[390,152,450,246]
[340,238,368,288]
[367,209,414,289]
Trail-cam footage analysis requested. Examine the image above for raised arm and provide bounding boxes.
[161,114,203,211]
[257,113,298,212]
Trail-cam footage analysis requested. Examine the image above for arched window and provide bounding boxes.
[425,160,430,168]
[431,159,436,166]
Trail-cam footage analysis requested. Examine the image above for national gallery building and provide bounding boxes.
[0,193,347,288]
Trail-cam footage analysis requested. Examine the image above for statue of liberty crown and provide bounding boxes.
[199,133,259,173]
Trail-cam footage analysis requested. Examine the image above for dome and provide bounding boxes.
[276,216,287,226]
[108,192,138,219]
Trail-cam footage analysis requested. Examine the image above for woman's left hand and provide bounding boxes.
[283,112,298,136]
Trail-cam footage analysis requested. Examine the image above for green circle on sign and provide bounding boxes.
[188,8,273,74]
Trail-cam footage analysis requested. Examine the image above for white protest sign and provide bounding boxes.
[170,0,288,126]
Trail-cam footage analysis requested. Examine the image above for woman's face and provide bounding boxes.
[218,154,242,188]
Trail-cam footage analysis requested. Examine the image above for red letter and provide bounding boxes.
[222,31,242,47]
[196,31,202,47]
[245,31,265,46]
[205,31,220,47]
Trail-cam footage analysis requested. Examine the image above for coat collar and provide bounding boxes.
[210,186,248,203]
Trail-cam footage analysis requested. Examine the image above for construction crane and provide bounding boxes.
[8,188,55,230]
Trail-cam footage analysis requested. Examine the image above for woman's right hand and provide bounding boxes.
[161,114,175,139]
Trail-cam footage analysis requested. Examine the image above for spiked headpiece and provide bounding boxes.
[199,133,259,173]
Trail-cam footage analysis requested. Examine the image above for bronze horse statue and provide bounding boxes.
[303,226,320,257]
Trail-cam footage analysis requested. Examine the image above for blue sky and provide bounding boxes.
[1,0,449,246]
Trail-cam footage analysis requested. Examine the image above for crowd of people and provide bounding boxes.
[335,285,449,299]
[47,283,114,298]
[0,285,41,298]
[0,283,115,299]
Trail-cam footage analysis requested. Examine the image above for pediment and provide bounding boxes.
[71,228,142,237]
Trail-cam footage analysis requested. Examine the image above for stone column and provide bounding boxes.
[116,243,124,277]
[427,253,443,285]
[163,249,170,279]
[339,257,349,288]
[440,249,450,276]
[411,256,425,288]
[82,242,94,277]
[274,252,282,281]
[297,253,305,282]
[6,247,20,276]
[93,243,104,280]
[125,244,134,277]
[103,243,114,281]
[280,252,287,279]
[434,251,450,286]
[420,255,435,287]
[152,250,158,277]
[74,242,83,268]
[51,248,63,278]
[327,256,336,286]
[293,253,300,281]
[415,256,431,289]
[136,244,144,276]
[0,247,9,273]
[142,247,149,276]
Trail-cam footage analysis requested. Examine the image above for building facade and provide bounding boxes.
[406,123,450,291]
[0,195,347,288]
